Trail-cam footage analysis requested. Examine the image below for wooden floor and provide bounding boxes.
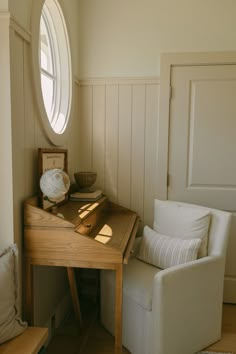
[46,302,236,354]
[206,304,236,354]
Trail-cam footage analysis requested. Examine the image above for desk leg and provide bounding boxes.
[67,267,82,326]
[115,264,123,354]
[24,258,34,325]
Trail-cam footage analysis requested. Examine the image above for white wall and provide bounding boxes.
[9,0,32,31]
[0,0,8,11]
[78,0,236,78]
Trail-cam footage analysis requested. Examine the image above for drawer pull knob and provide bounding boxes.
[85,223,92,228]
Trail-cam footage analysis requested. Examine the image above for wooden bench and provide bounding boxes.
[0,327,48,354]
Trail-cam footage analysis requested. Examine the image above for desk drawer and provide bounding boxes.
[76,202,105,235]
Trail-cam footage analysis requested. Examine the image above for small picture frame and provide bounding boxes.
[38,148,68,209]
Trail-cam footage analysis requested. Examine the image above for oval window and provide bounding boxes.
[32,0,72,145]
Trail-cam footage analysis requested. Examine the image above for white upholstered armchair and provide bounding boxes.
[100,199,232,354]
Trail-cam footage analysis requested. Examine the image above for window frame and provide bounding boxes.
[32,0,73,146]
[40,8,57,121]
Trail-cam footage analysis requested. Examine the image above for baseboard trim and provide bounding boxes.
[224,277,236,303]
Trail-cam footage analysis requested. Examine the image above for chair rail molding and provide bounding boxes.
[0,12,31,43]
[79,76,160,86]
[9,15,31,43]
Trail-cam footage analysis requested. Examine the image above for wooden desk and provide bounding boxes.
[24,196,139,354]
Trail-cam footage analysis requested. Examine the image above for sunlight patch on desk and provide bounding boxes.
[87,202,99,211]
[79,203,91,210]
[95,235,111,244]
[99,224,113,237]
[95,224,113,244]
[79,210,90,218]
[78,202,99,218]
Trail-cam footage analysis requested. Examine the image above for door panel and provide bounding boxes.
[168,64,236,302]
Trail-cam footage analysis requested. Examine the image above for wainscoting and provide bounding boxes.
[7,15,80,326]
[79,78,160,229]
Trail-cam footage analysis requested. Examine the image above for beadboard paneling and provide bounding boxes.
[79,78,159,227]
[93,85,106,190]
[118,84,132,209]
[79,85,93,170]
[9,24,80,326]
[10,30,25,247]
[105,85,119,202]
[144,84,159,226]
[131,85,146,218]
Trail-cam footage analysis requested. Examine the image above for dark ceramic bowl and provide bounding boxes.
[74,171,97,190]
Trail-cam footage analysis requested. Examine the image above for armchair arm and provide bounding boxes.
[152,256,225,354]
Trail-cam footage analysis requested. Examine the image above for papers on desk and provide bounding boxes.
[70,190,103,201]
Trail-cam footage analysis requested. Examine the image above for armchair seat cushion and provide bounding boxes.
[123,258,161,311]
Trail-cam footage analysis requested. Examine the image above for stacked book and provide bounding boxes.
[70,190,103,202]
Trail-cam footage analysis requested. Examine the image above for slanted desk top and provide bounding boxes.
[24,195,139,354]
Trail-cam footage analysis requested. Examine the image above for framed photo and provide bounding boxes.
[38,148,68,209]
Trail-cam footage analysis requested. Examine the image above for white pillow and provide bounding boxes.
[153,200,211,258]
[137,226,201,269]
[0,244,27,344]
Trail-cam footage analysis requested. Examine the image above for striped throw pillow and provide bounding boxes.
[137,226,201,269]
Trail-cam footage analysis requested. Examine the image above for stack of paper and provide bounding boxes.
[70,190,103,201]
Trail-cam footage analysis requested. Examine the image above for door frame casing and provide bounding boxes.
[156,51,236,201]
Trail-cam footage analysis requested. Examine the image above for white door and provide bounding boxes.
[168,64,236,302]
